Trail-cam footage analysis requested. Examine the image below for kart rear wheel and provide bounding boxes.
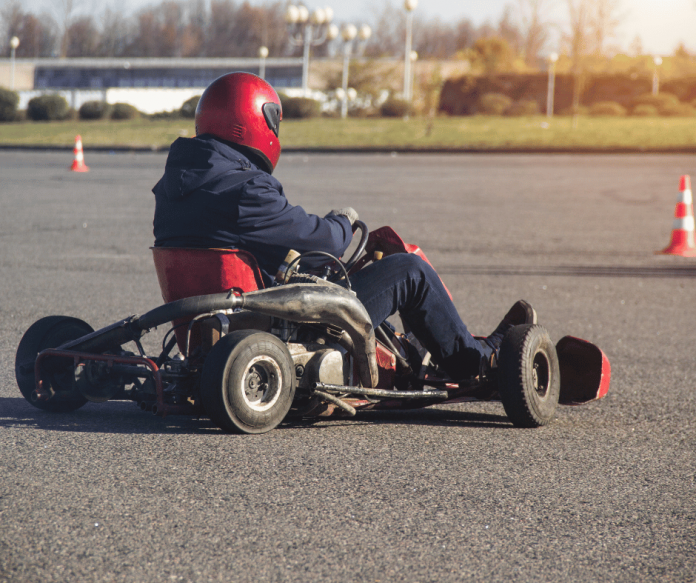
[15,315,94,412]
[200,330,296,434]
[497,324,560,428]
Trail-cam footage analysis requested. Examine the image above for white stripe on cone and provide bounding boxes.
[673,216,696,231]
[678,188,693,205]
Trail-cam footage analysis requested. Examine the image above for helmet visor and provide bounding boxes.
[263,102,281,137]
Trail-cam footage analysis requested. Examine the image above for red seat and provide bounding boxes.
[151,247,265,353]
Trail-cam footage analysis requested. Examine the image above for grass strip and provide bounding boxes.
[0,116,695,150]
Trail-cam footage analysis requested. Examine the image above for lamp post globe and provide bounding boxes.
[10,36,20,90]
[286,4,335,95]
[310,8,326,25]
[285,5,299,24]
[327,23,339,40]
[342,24,357,42]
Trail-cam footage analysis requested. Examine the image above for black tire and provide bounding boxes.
[200,330,296,434]
[15,316,94,412]
[497,324,560,428]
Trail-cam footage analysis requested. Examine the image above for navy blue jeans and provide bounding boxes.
[349,253,490,380]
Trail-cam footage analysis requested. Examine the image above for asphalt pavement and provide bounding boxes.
[1,150,694,582]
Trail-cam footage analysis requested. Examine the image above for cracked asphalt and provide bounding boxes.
[1,150,694,582]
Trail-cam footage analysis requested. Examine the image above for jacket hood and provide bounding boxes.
[154,135,260,201]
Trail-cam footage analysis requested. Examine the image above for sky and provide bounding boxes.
[14,0,696,56]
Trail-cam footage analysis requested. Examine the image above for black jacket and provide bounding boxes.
[153,135,353,283]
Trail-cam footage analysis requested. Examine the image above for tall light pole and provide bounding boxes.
[403,0,417,101]
[339,23,371,119]
[409,50,418,106]
[652,56,662,96]
[285,4,337,96]
[10,36,20,91]
[546,52,558,118]
[258,46,269,80]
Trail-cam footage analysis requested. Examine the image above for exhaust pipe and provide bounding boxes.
[57,284,378,388]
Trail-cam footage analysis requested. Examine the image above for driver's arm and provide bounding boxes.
[235,174,354,268]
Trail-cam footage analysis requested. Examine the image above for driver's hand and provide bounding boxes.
[326,207,359,226]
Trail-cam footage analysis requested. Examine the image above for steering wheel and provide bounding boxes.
[342,220,369,273]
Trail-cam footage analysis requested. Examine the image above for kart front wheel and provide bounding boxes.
[15,315,94,412]
[497,324,560,428]
[200,330,296,434]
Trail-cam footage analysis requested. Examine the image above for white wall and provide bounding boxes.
[17,87,207,114]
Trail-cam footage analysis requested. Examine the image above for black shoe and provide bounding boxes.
[484,300,537,354]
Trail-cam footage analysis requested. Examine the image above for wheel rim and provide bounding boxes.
[532,350,551,399]
[240,355,283,412]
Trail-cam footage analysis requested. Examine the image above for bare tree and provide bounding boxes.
[96,8,131,57]
[127,2,185,57]
[454,19,477,52]
[497,6,523,54]
[565,0,621,116]
[413,17,458,59]
[206,0,237,57]
[516,0,551,66]
[2,1,59,57]
[66,16,98,57]
[179,0,207,57]
[56,0,75,58]
[364,1,405,58]
[588,0,621,54]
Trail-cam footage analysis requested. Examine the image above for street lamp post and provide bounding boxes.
[409,50,418,106]
[339,23,371,119]
[652,56,662,96]
[285,4,337,96]
[10,36,20,91]
[258,46,269,79]
[403,0,417,101]
[546,52,558,118]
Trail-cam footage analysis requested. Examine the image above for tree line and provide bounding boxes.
[1,0,629,69]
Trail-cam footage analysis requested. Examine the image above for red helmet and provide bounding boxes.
[195,72,282,173]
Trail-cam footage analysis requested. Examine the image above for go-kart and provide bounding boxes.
[15,222,610,434]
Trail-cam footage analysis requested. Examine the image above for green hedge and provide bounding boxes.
[437,73,696,116]
[506,99,539,116]
[27,94,70,121]
[110,103,139,120]
[659,102,696,117]
[0,87,19,122]
[79,100,110,120]
[589,101,627,116]
[478,93,512,115]
[180,95,200,119]
[279,95,321,119]
[380,98,410,117]
[632,104,658,116]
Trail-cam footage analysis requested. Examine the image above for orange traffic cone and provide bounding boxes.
[70,135,89,172]
[658,175,696,257]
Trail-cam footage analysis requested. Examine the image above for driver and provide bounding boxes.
[153,72,536,380]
